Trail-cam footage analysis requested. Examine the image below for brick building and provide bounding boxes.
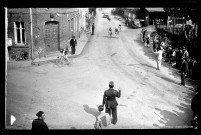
[7,8,88,60]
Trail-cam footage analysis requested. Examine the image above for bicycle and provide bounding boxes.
[115,28,119,37]
[55,56,70,67]
[108,30,112,38]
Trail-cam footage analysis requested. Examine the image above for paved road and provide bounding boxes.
[6,8,195,129]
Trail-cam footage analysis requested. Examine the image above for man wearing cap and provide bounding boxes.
[180,57,189,86]
[32,111,49,130]
[102,81,121,125]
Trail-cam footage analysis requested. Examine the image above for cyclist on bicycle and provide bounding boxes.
[118,24,121,32]
[59,47,70,64]
[115,28,119,36]
[108,27,112,37]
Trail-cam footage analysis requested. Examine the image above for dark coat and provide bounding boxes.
[70,38,77,48]
[181,60,189,74]
[32,119,49,130]
[92,24,94,30]
[102,88,121,108]
[191,93,199,113]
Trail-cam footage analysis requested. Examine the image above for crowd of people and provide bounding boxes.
[141,28,199,83]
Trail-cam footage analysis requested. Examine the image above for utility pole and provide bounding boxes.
[30,8,34,60]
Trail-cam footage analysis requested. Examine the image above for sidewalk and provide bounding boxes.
[7,31,92,68]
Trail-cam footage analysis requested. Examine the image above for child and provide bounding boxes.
[94,105,111,129]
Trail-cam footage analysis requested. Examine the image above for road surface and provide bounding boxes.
[6,8,195,129]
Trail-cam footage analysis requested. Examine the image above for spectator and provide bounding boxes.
[180,57,189,86]
[92,23,95,35]
[187,57,192,78]
[70,36,77,55]
[153,35,160,52]
[144,34,150,47]
[176,47,183,69]
[142,29,147,43]
[192,59,198,82]
[170,48,176,65]
[182,46,189,59]
[32,111,49,130]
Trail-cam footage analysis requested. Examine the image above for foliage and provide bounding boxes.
[163,6,198,23]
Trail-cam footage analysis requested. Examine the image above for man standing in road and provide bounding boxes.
[180,57,189,86]
[32,111,49,130]
[70,36,77,55]
[153,46,164,70]
[92,23,95,35]
[102,81,121,125]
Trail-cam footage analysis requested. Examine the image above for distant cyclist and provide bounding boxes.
[118,24,121,32]
[108,27,112,37]
[115,28,119,36]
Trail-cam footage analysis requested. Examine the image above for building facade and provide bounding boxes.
[7,8,81,60]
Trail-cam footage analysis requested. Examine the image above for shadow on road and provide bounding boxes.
[70,126,76,129]
[83,105,100,117]
[153,104,193,128]
[140,63,157,70]
[103,35,119,39]
[155,74,179,86]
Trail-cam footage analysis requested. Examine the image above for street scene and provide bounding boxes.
[5,8,199,129]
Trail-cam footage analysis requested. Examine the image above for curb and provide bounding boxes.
[30,31,92,65]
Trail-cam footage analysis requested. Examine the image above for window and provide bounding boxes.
[14,22,26,45]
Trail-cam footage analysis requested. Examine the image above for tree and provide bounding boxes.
[163,6,198,23]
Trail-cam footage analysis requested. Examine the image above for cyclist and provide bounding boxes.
[108,27,112,37]
[118,24,121,32]
[115,28,119,36]
[59,47,70,64]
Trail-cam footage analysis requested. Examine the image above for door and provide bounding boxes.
[44,21,59,52]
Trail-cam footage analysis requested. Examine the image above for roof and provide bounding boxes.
[145,8,164,12]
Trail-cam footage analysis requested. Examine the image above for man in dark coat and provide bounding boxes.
[32,111,49,130]
[70,36,77,55]
[180,57,189,86]
[191,92,199,119]
[92,23,95,35]
[102,81,121,125]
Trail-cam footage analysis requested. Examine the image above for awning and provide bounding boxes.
[146,8,164,12]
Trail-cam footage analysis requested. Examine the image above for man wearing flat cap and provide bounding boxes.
[32,111,49,130]
[180,56,189,86]
[102,81,121,125]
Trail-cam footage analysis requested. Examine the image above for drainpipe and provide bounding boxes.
[5,7,8,62]
[30,8,34,60]
[5,7,8,127]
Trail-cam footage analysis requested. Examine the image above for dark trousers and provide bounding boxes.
[92,29,94,35]
[181,72,186,85]
[106,106,117,124]
[71,46,75,55]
